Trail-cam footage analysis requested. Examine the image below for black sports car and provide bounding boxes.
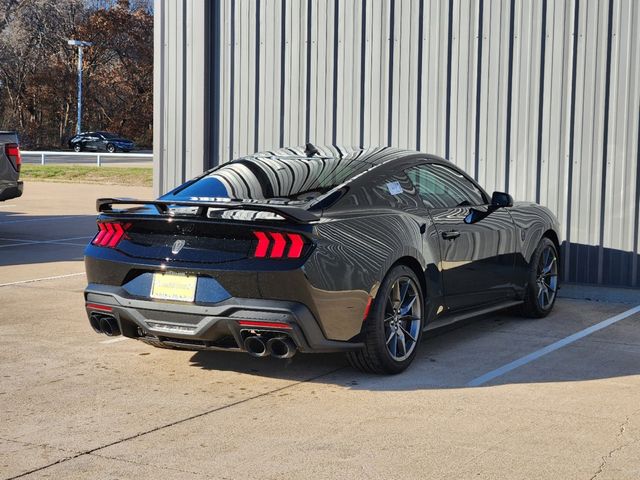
[69,131,135,153]
[84,145,560,373]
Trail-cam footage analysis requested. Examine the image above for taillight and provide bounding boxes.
[92,222,131,248]
[6,143,21,173]
[252,231,307,259]
[237,320,292,329]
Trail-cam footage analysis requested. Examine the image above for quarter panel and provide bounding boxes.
[304,212,437,340]
[508,203,561,288]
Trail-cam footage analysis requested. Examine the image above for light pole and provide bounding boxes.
[67,39,93,135]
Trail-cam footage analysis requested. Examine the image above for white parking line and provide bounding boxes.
[0,236,92,248]
[0,204,16,208]
[100,337,128,344]
[0,272,85,287]
[0,215,79,225]
[467,304,640,387]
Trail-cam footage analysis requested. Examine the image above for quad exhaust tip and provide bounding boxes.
[90,313,121,337]
[243,335,297,359]
[243,335,269,357]
[266,336,296,359]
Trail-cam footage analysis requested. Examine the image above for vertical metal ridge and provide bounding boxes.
[181,0,187,182]
[305,0,312,143]
[387,0,396,147]
[331,0,340,146]
[535,0,548,204]
[445,0,454,160]
[228,0,236,160]
[208,0,220,169]
[359,0,367,148]
[279,0,286,148]
[564,0,580,282]
[415,0,425,150]
[634,105,640,286]
[504,0,515,192]
[473,0,484,180]
[597,0,615,285]
[153,0,165,194]
[254,0,261,152]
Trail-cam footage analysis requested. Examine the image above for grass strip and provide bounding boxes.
[20,164,152,187]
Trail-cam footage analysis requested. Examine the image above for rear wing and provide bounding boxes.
[96,198,320,224]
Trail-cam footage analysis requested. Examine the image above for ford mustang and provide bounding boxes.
[84,145,560,373]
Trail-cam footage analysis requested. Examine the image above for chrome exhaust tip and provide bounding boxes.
[266,336,297,359]
[243,336,269,357]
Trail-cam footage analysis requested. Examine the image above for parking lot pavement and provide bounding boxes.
[2,183,640,480]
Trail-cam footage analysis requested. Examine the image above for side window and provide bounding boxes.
[336,171,422,210]
[406,163,486,209]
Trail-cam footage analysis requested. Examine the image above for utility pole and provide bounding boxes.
[67,39,93,135]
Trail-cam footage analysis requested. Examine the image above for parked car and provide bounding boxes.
[84,145,560,374]
[0,131,23,201]
[68,131,134,153]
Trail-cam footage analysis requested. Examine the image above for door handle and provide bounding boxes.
[441,230,460,240]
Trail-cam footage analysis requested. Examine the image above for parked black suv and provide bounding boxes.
[69,132,134,153]
[0,131,23,201]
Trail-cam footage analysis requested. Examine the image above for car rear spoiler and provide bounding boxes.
[96,198,320,224]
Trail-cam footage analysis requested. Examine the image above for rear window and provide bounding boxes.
[165,155,374,202]
[0,131,18,144]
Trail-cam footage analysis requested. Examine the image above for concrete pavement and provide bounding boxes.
[1,182,639,479]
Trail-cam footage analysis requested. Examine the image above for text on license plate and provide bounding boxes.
[150,273,197,302]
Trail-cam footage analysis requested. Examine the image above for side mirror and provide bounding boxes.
[491,191,513,208]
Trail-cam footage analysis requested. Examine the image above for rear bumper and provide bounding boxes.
[0,180,22,201]
[84,283,362,353]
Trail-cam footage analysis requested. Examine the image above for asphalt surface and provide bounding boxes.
[1,182,640,479]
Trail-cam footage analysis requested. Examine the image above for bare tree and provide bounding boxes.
[0,0,152,148]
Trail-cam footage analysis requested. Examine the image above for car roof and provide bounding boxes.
[0,131,19,143]
[246,145,448,167]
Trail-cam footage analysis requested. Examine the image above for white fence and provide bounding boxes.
[21,151,153,166]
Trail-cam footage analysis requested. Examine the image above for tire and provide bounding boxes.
[347,265,424,374]
[519,237,559,318]
[106,143,116,153]
[73,144,82,152]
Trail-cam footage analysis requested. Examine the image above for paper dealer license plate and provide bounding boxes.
[150,273,197,302]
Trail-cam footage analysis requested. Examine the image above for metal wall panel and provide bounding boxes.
[155,0,640,288]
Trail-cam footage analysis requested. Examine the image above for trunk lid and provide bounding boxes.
[92,199,317,265]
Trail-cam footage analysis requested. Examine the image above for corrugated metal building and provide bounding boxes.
[153,0,640,288]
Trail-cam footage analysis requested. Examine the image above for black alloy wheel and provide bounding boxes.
[348,265,424,374]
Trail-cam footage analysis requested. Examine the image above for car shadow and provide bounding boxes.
[187,298,640,390]
[0,212,95,266]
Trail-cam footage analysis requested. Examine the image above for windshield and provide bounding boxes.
[164,154,374,203]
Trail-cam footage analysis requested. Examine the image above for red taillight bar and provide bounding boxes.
[86,303,113,312]
[237,320,292,330]
[253,231,270,258]
[270,232,286,258]
[252,231,307,259]
[6,143,21,172]
[287,233,304,258]
[92,222,131,248]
